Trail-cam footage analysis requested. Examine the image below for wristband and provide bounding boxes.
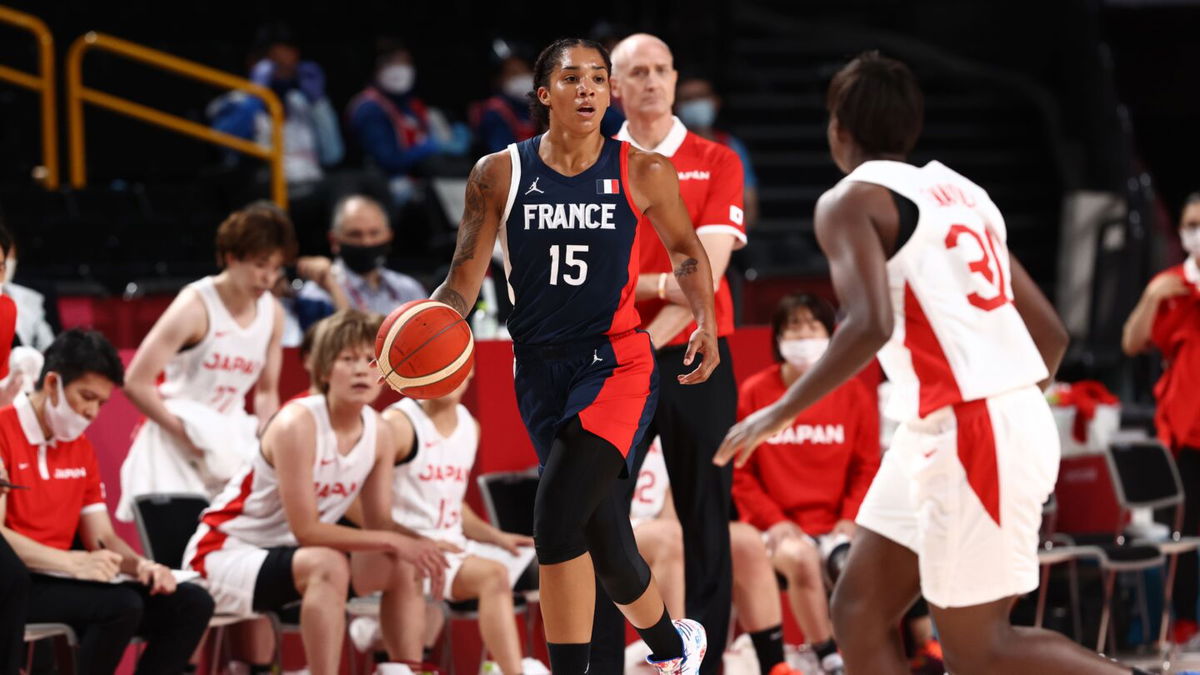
[657,272,668,300]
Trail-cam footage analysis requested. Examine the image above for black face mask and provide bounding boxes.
[340,242,390,274]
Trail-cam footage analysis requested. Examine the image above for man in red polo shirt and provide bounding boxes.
[590,32,747,672]
[0,329,214,675]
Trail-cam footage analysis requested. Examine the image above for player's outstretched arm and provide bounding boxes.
[715,182,894,467]
[430,152,508,318]
[630,149,719,384]
[1010,254,1069,387]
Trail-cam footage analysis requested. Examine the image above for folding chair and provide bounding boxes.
[23,623,77,675]
[1104,440,1200,660]
[1034,493,1105,641]
[475,469,541,656]
[131,493,269,673]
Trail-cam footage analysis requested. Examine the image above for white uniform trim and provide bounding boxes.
[499,143,520,305]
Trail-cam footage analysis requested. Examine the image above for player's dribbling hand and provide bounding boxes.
[679,327,718,385]
[713,404,790,468]
[70,549,122,582]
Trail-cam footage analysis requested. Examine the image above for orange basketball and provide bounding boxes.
[375,299,474,399]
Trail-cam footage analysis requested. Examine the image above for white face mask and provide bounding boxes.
[378,64,415,95]
[503,74,534,101]
[1182,228,1200,258]
[779,338,829,370]
[44,375,92,442]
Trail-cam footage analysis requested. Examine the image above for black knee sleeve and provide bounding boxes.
[533,418,628,566]
[586,491,651,605]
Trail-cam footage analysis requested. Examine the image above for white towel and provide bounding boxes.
[116,399,258,522]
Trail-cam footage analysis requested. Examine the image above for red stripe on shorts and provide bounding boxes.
[954,399,1001,526]
[189,470,255,577]
[578,332,654,457]
[903,282,963,417]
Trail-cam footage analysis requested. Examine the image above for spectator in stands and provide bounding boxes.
[368,371,546,674]
[118,202,293,521]
[628,438,794,674]
[1,329,215,675]
[0,465,30,675]
[297,195,425,326]
[275,254,351,347]
[210,22,344,185]
[0,226,22,407]
[347,38,471,209]
[471,53,537,153]
[676,76,760,228]
[1122,191,1200,644]
[732,292,883,675]
[1,234,55,352]
[183,310,448,674]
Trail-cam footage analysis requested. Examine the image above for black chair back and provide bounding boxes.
[131,493,210,569]
[476,470,539,537]
[1105,441,1183,512]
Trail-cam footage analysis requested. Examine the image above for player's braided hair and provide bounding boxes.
[528,37,611,132]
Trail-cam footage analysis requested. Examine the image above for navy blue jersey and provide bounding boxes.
[499,135,644,345]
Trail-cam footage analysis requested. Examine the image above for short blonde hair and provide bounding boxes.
[308,309,382,393]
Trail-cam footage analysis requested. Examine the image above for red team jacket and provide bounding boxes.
[1151,264,1200,450]
[732,364,881,535]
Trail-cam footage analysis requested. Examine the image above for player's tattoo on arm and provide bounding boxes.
[433,285,470,318]
[674,257,699,279]
[450,157,493,270]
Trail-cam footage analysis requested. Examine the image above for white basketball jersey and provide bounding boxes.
[183,395,377,568]
[839,160,1048,422]
[389,398,478,543]
[630,436,669,523]
[159,277,275,414]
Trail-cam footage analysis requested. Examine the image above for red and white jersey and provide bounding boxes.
[629,436,669,525]
[183,395,377,574]
[389,398,478,543]
[159,276,275,414]
[840,160,1048,422]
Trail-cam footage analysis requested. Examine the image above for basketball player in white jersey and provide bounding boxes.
[380,372,546,675]
[715,53,1142,674]
[119,202,294,520]
[183,310,444,675]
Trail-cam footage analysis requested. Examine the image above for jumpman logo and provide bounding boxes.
[592,349,603,365]
[525,177,544,196]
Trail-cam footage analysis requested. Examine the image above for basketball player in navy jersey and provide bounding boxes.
[429,38,718,674]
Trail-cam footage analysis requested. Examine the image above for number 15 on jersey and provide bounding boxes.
[549,244,589,286]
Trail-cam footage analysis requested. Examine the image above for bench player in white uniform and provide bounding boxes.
[382,372,546,675]
[716,53,1143,674]
[630,439,792,674]
[183,310,447,675]
[119,202,293,519]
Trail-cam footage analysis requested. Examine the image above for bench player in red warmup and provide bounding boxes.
[428,38,719,674]
[716,52,1146,675]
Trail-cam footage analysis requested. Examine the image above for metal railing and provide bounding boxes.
[0,5,58,189]
[66,31,287,208]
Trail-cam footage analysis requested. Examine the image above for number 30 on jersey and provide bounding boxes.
[549,244,589,286]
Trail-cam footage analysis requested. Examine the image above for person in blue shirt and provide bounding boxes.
[209,23,344,185]
[471,55,537,153]
[346,38,471,208]
[675,76,759,229]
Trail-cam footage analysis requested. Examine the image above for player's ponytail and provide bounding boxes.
[529,37,611,133]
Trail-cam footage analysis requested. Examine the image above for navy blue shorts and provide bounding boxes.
[513,330,659,477]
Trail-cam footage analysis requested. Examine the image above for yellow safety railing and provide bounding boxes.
[0,5,58,189]
[66,31,287,208]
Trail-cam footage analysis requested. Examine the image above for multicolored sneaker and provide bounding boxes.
[645,619,707,674]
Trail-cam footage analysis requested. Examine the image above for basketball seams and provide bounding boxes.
[376,300,475,397]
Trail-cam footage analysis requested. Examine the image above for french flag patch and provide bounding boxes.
[596,179,620,195]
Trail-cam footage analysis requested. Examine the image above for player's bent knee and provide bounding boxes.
[296,546,351,590]
[481,560,509,595]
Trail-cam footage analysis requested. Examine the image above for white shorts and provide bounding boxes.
[424,539,535,602]
[855,385,1060,608]
[192,539,274,617]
